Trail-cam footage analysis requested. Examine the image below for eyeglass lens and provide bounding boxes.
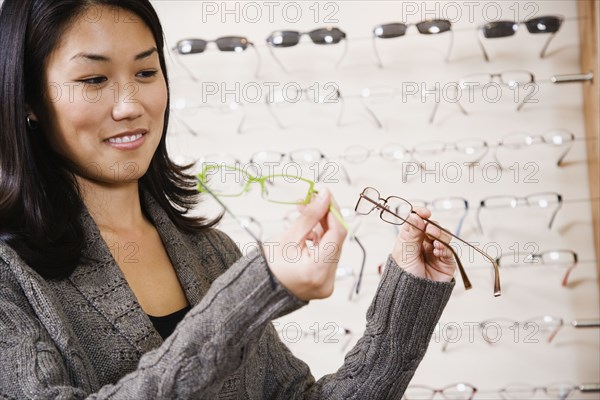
[267,28,346,47]
[404,383,476,400]
[374,19,451,38]
[308,27,346,44]
[175,37,250,54]
[215,36,250,51]
[483,15,562,38]
[524,16,562,34]
[201,165,313,204]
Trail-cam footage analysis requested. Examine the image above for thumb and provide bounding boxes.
[287,189,331,242]
[397,212,427,261]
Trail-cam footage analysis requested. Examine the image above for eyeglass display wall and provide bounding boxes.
[155,1,599,398]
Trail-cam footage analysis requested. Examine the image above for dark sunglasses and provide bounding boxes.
[173,36,254,54]
[266,27,348,72]
[373,19,453,65]
[479,15,564,60]
[373,19,452,38]
[266,27,347,47]
[171,36,260,79]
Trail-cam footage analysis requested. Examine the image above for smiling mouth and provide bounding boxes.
[105,132,146,144]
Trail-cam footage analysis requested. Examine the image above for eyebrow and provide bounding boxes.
[70,47,158,62]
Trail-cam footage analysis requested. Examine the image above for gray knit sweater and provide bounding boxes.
[0,190,454,399]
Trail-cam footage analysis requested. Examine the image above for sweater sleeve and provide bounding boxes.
[262,255,455,400]
[0,247,307,399]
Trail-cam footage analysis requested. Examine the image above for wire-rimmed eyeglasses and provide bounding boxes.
[494,129,576,168]
[265,84,344,129]
[499,382,581,400]
[476,192,562,234]
[373,19,454,67]
[403,382,477,400]
[355,187,501,297]
[497,249,578,287]
[478,15,564,61]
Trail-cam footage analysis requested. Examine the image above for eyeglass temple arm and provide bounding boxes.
[372,36,384,68]
[475,203,485,235]
[445,29,454,63]
[455,203,469,236]
[383,206,471,291]
[422,212,501,296]
[556,141,574,166]
[360,100,384,128]
[172,50,200,83]
[196,179,271,266]
[429,84,468,124]
[561,252,578,287]
[348,235,367,300]
[267,44,290,73]
[336,92,346,128]
[249,43,261,78]
[265,95,286,129]
[335,38,349,69]
[172,114,199,137]
[317,160,352,185]
[548,197,563,230]
[546,319,564,343]
[539,32,557,58]
[328,205,354,240]
[476,27,491,62]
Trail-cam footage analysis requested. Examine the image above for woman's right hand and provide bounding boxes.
[263,189,347,302]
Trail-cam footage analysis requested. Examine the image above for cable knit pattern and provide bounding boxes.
[0,189,454,399]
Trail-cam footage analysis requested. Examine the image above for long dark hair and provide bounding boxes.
[0,0,218,279]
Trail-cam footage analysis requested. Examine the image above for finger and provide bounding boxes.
[400,210,427,243]
[412,206,431,220]
[432,240,456,264]
[287,189,331,243]
[425,220,452,244]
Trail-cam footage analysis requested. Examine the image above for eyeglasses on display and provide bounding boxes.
[403,382,477,400]
[265,84,344,129]
[496,249,578,287]
[476,192,562,235]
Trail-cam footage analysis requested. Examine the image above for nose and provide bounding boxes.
[111,81,144,121]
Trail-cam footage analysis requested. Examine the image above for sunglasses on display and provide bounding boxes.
[172,36,260,78]
[373,19,454,66]
[478,15,564,61]
[266,27,348,71]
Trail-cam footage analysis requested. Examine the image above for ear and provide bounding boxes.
[25,104,38,122]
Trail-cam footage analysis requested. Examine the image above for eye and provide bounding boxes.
[137,70,158,78]
[80,76,107,85]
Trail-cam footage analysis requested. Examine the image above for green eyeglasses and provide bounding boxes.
[196,163,352,235]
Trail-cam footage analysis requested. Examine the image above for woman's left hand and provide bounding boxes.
[391,207,457,282]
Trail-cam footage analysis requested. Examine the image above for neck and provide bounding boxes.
[75,176,148,235]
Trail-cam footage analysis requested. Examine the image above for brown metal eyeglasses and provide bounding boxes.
[355,187,501,297]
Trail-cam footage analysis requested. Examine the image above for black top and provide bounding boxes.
[148,305,191,339]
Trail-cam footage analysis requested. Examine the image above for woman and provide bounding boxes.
[0,0,456,398]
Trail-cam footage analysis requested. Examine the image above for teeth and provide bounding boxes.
[107,133,143,144]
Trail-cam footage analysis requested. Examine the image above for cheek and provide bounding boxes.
[46,93,103,154]
[146,80,168,121]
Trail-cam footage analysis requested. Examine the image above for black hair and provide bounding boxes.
[0,0,218,279]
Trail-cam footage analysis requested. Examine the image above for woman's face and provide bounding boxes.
[42,5,167,184]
